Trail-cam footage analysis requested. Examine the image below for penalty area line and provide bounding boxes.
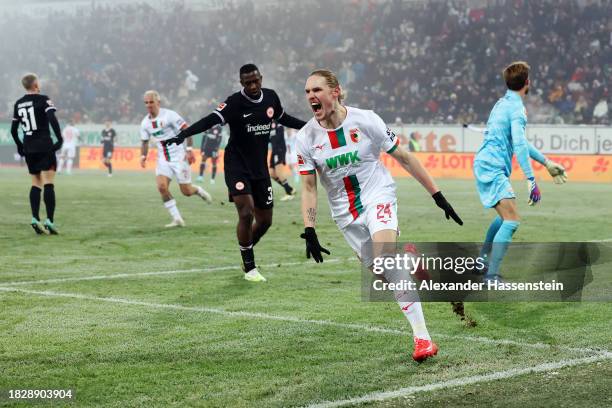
[0,286,605,356]
[302,352,612,408]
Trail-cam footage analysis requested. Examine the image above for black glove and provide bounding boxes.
[462,123,468,128]
[162,131,187,147]
[16,144,24,156]
[432,191,463,225]
[300,227,330,263]
[52,141,63,152]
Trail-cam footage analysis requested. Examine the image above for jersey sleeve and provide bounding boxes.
[140,121,150,141]
[272,90,285,120]
[44,97,56,113]
[170,110,188,132]
[369,111,400,153]
[12,103,18,122]
[295,130,316,175]
[213,97,236,124]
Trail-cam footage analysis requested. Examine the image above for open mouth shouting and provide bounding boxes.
[311,101,322,115]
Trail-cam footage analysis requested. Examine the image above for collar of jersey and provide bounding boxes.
[241,88,264,104]
[148,108,164,120]
[313,106,352,132]
[505,90,522,102]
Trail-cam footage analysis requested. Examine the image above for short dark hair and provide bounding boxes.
[239,64,259,76]
[503,61,530,91]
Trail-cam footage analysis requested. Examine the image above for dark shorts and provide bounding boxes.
[225,171,273,210]
[25,151,57,175]
[202,147,219,159]
[269,150,286,167]
[103,146,113,159]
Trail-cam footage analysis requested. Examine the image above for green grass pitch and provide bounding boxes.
[0,167,610,407]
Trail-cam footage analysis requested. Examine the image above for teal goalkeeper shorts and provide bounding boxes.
[473,159,516,208]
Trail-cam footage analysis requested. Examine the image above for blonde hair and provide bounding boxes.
[309,69,346,103]
[143,90,161,101]
[21,73,38,90]
[503,61,530,91]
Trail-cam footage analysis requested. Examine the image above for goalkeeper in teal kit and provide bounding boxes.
[474,61,568,282]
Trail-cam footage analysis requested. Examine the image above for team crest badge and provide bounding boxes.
[297,154,304,165]
[350,128,360,143]
[266,107,274,118]
[235,181,245,191]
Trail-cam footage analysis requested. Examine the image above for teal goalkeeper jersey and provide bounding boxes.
[475,90,534,179]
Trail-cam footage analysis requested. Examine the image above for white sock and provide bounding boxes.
[57,158,64,173]
[163,199,182,220]
[398,301,430,340]
[67,159,73,173]
[195,185,206,197]
[382,255,431,340]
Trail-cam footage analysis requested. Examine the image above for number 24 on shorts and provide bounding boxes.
[376,203,392,224]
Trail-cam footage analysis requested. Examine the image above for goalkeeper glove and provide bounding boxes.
[162,131,187,147]
[527,177,541,206]
[432,191,463,225]
[300,227,330,263]
[544,159,567,184]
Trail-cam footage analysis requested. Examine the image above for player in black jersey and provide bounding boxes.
[101,121,117,177]
[164,64,306,282]
[197,125,223,184]
[10,73,63,234]
[268,121,296,201]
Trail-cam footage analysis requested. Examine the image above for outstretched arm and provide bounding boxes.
[165,113,222,146]
[390,145,463,225]
[277,113,307,130]
[390,144,439,194]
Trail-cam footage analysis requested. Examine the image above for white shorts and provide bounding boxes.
[340,196,398,267]
[59,145,76,159]
[156,159,192,184]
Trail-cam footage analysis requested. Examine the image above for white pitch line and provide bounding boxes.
[0,258,345,287]
[303,352,612,408]
[0,286,604,355]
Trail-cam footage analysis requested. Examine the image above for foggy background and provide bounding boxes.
[0,0,610,126]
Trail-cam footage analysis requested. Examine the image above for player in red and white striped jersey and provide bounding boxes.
[139,90,212,227]
[296,70,463,362]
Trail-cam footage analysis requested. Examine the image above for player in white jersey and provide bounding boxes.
[140,90,212,227]
[57,121,80,175]
[296,70,463,362]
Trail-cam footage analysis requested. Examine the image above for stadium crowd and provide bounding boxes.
[1,0,610,125]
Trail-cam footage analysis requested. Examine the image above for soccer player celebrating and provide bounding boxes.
[57,119,80,175]
[474,62,567,282]
[11,73,63,234]
[269,121,297,201]
[139,90,212,227]
[295,69,463,362]
[101,120,117,177]
[197,125,223,184]
[164,64,306,282]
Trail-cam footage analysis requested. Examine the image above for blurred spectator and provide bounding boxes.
[0,0,610,125]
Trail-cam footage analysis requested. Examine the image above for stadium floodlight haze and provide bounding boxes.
[0,0,610,407]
